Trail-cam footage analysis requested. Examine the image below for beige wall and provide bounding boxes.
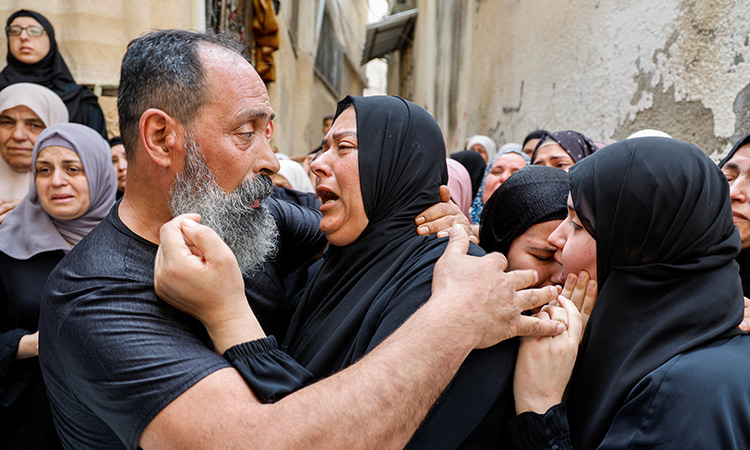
[269,0,368,157]
[392,0,750,159]
[1,0,198,137]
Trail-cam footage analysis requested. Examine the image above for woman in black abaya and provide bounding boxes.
[1,10,107,138]
[720,133,750,296]
[284,95,518,449]
[510,137,750,449]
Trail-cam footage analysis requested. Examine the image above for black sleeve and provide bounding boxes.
[86,101,109,139]
[224,335,313,403]
[508,403,573,450]
[267,197,327,276]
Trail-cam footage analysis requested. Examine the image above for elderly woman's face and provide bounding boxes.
[506,220,563,287]
[8,16,50,65]
[35,146,90,221]
[532,144,575,171]
[311,107,368,246]
[469,143,489,163]
[547,195,597,285]
[482,153,527,203]
[0,105,45,172]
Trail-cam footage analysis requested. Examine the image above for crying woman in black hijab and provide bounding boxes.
[284,95,519,449]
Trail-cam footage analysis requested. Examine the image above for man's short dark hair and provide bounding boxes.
[117,29,245,159]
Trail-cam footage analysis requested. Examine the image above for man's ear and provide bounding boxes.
[139,108,181,169]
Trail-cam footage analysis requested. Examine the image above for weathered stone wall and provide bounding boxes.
[396,0,750,159]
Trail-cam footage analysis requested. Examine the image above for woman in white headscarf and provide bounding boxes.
[465,134,497,164]
[272,159,316,193]
[0,82,68,223]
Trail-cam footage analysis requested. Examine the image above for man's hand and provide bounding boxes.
[155,214,265,353]
[415,186,476,242]
[430,225,563,349]
[0,198,21,225]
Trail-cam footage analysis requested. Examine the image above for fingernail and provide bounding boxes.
[418,225,429,235]
[183,218,199,228]
[437,230,449,238]
[557,323,565,333]
[567,273,575,283]
[588,280,596,289]
[415,216,425,225]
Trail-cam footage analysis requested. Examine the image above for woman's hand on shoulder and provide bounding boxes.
[415,185,476,242]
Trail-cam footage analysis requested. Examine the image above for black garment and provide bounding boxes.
[479,165,568,255]
[0,250,64,449]
[564,138,745,449]
[284,95,517,449]
[39,202,316,449]
[531,130,597,163]
[522,129,548,148]
[450,149,486,198]
[719,133,750,296]
[254,195,326,340]
[509,335,750,449]
[0,10,107,138]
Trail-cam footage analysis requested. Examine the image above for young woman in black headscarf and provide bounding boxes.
[510,137,750,449]
[284,95,518,448]
[1,10,107,138]
[530,130,598,171]
[479,165,569,288]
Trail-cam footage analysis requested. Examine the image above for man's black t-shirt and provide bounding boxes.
[39,199,322,449]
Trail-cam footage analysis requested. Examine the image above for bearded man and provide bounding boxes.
[39,30,560,449]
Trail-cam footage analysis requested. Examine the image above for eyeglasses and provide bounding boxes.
[6,25,45,37]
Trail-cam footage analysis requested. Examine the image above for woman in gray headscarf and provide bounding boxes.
[0,122,114,448]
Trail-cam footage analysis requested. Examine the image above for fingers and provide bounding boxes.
[557,295,583,341]
[515,314,566,337]
[580,279,597,330]
[739,297,750,332]
[515,284,557,312]
[441,224,472,257]
[177,217,236,264]
[560,273,577,303]
[438,185,452,203]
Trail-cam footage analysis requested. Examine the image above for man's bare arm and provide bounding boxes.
[143,219,561,449]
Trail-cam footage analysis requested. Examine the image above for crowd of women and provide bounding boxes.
[1,7,750,450]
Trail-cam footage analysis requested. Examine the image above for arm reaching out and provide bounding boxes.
[146,222,562,449]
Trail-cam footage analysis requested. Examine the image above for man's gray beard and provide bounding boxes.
[168,136,278,274]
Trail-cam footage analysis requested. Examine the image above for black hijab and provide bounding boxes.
[719,134,750,296]
[531,130,598,163]
[479,165,568,255]
[565,137,744,449]
[284,95,448,373]
[1,10,99,127]
[450,149,486,198]
[284,95,516,448]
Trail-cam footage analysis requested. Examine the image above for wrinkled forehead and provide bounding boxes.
[726,144,750,167]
